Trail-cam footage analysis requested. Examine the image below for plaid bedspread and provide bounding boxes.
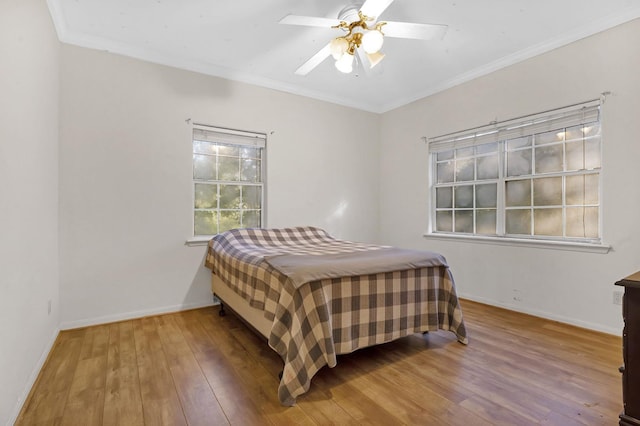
[205,226,467,406]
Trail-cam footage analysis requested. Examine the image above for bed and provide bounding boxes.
[204,226,467,406]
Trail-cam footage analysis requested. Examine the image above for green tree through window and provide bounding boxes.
[192,125,265,236]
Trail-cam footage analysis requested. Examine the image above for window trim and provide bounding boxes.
[425,98,609,252]
[187,123,266,243]
[422,232,610,253]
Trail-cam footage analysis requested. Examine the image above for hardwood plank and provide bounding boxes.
[132,317,187,426]
[173,310,270,426]
[60,325,110,426]
[154,314,228,426]
[17,300,625,425]
[218,308,361,425]
[327,347,451,424]
[459,394,536,425]
[194,308,317,425]
[102,322,144,426]
[16,329,86,425]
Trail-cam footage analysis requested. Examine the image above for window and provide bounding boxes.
[428,100,602,244]
[192,125,265,236]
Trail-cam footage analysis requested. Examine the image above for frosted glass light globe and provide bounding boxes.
[361,30,384,54]
[335,52,354,73]
[330,37,349,60]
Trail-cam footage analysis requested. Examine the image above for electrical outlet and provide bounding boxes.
[613,291,623,306]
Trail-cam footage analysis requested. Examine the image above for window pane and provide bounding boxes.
[436,187,453,209]
[477,154,499,180]
[566,128,601,171]
[436,211,452,232]
[506,179,531,207]
[566,141,586,171]
[507,136,532,150]
[583,124,600,138]
[476,183,497,208]
[585,139,601,170]
[535,130,564,145]
[533,177,562,206]
[193,154,217,180]
[219,210,241,232]
[218,156,240,181]
[506,149,532,177]
[193,141,217,155]
[566,124,600,141]
[534,208,562,236]
[194,183,217,209]
[476,209,496,235]
[194,211,217,235]
[566,207,598,238]
[564,125,584,142]
[437,161,454,183]
[476,142,498,154]
[437,150,454,161]
[566,174,599,205]
[455,185,473,208]
[241,147,260,159]
[218,145,239,156]
[535,145,563,174]
[456,147,475,158]
[506,209,531,235]
[241,158,260,182]
[242,186,261,209]
[584,174,599,204]
[242,210,261,228]
[455,211,473,233]
[220,185,241,209]
[455,158,474,182]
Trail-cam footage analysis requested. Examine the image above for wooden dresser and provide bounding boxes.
[616,271,640,426]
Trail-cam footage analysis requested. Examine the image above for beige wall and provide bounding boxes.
[58,45,380,328]
[0,1,60,424]
[379,18,640,333]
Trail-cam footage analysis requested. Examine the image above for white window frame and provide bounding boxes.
[186,124,266,245]
[425,99,610,253]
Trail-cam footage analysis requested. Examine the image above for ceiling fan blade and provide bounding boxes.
[359,0,395,20]
[294,43,332,76]
[279,14,341,28]
[382,21,448,40]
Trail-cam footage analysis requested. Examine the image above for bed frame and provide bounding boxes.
[211,273,271,339]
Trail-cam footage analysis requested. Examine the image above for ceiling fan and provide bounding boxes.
[279,0,447,75]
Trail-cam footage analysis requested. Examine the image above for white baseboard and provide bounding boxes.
[458,292,621,336]
[59,300,215,330]
[7,326,60,426]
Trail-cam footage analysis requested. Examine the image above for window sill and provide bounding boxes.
[422,232,611,254]
[185,237,212,247]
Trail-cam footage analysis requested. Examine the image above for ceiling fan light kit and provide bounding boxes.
[328,11,387,73]
[280,0,447,76]
[330,37,349,60]
[335,51,355,73]
[361,28,385,53]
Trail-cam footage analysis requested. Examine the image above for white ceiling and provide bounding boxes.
[47,0,640,113]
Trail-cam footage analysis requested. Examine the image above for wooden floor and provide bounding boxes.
[17,300,623,425]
